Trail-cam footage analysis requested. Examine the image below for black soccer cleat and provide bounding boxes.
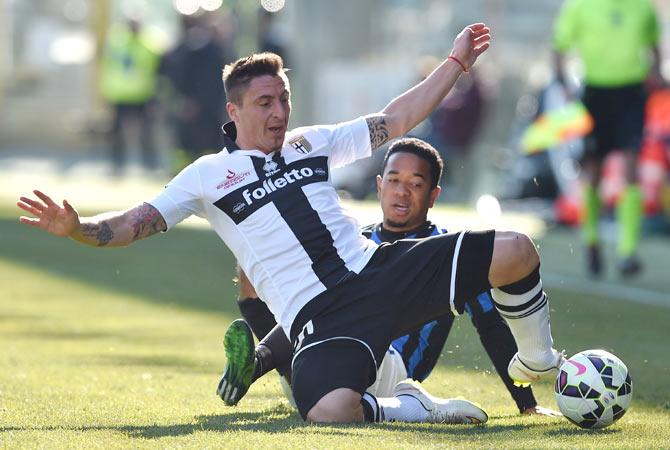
[618,256,642,278]
[587,244,602,278]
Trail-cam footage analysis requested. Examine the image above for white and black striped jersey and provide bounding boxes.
[149,117,378,336]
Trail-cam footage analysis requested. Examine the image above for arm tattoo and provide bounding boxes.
[81,222,114,246]
[366,115,390,150]
[129,203,167,240]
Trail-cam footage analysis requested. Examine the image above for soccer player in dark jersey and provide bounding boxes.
[219,138,560,416]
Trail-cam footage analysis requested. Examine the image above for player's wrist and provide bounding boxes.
[447,54,468,73]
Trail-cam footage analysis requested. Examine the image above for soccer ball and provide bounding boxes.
[554,349,632,429]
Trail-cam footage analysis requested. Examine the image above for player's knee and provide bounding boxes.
[509,232,539,270]
[491,231,539,286]
[305,388,363,423]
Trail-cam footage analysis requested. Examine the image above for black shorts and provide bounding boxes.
[582,83,647,160]
[289,230,495,419]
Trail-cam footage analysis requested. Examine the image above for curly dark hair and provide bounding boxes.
[381,138,444,189]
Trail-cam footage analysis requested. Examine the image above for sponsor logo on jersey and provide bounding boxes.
[217,169,253,190]
[242,167,317,205]
[263,159,280,177]
[214,156,330,224]
[288,135,312,154]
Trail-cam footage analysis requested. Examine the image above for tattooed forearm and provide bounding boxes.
[81,221,114,246]
[129,203,166,240]
[366,115,390,150]
[74,203,164,247]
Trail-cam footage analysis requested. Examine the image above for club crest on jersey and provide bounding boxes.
[263,159,280,177]
[289,135,312,154]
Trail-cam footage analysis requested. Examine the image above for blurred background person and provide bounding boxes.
[553,0,663,277]
[99,17,162,174]
[257,7,290,65]
[159,12,236,172]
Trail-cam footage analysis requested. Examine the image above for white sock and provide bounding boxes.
[362,392,429,422]
[490,268,556,368]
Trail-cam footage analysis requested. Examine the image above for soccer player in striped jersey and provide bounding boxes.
[219,138,560,416]
[19,24,565,423]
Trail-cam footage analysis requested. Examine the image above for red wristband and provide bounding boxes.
[448,55,468,73]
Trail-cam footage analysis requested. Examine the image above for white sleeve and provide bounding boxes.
[315,116,372,169]
[148,164,205,230]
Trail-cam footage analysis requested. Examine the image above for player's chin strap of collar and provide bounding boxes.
[222,121,241,152]
[378,221,436,241]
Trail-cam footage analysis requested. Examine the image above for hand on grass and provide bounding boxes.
[522,405,563,417]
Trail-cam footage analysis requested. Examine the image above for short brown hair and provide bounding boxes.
[382,138,444,189]
[222,52,286,105]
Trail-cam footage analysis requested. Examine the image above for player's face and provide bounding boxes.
[377,152,440,232]
[227,74,291,154]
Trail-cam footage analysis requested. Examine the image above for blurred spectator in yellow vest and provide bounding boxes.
[100,18,162,173]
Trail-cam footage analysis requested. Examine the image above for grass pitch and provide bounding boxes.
[1,209,669,449]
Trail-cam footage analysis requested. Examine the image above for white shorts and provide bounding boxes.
[366,346,409,397]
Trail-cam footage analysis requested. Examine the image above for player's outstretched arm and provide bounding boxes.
[18,190,166,247]
[368,23,490,148]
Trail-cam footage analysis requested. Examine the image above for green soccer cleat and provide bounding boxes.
[217,319,256,406]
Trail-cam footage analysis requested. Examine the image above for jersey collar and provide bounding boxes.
[376,220,436,241]
[221,121,280,158]
[222,121,241,152]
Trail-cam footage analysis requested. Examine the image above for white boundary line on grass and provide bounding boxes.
[543,272,669,309]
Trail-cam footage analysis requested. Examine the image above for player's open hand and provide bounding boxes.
[17,190,80,237]
[450,23,491,71]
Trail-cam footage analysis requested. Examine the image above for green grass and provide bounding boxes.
[1,212,669,449]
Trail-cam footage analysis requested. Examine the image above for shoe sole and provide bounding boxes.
[219,319,255,406]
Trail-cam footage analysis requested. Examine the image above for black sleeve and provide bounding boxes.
[237,297,277,341]
[467,293,537,412]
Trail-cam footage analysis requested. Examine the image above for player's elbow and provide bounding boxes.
[376,110,408,141]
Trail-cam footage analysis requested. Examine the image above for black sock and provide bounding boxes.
[499,264,541,294]
[251,324,295,382]
[252,344,273,381]
[237,297,277,341]
[361,393,381,422]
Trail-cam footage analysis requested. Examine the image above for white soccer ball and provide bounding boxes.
[554,349,632,429]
